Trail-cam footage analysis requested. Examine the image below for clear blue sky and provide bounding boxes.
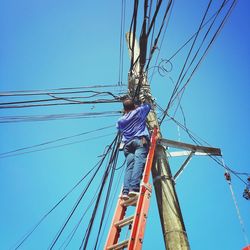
[0,1,249,250]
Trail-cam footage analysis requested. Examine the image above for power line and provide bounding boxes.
[167,114,249,185]
[128,0,139,72]
[167,0,231,62]
[0,90,123,108]
[167,0,230,116]
[96,162,125,249]
[0,84,126,96]
[0,125,114,157]
[159,0,213,125]
[0,98,120,109]
[160,0,237,124]
[0,89,125,98]
[118,0,126,85]
[0,133,115,160]
[80,134,121,249]
[145,0,174,72]
[0,111,121,123]
[49,134,119,249]
[133,0,174,100]
[12,157,104,249]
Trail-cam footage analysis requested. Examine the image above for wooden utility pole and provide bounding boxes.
[126,32,190,250]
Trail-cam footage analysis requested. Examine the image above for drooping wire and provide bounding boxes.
[0,133,115,160]
[0,89,123,109]
[93,134,121,249]
[167,0,231,116]
[166,114,249,185]
[160,0,238,124]
[147,0,156,66]
[146,0,163,38]
[0,98,120,109]
[0,84,126,97]
[147,0,231,83]
[224,166,250,247]
[118,0,126,85]
[79,134,121,250]
[58,184,101,249]
[0,125,114,158]
[12,157,105,249]
[174,0,237,112]
[159,0,213,125]
[48,135,119,249]
[0,111,121,124]
[96,162,125,249]
[60,145,124,249]
[145,0,173,73]
[133,0,174,101]
[129,0,139,72]
[166,0,231,62]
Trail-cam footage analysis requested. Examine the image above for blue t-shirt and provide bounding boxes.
[117,103,151,143]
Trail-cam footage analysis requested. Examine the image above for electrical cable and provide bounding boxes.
[167,0,229,115]
[0,111,121,124]
[147,0,175,83]
[0,84,126,97]
[166,114,249,185]
[48,135,118,249]
[96,162,125,250]
[0,125,114,157]
[118,0,126,85]
[145,0,173,72]
[146,0,163,38]
[133,0,173,101]
[167,0,231,62]
[93,135,121,249]
[80,134,121,250]
[0,89,125,98]
[224,166,250,247]
[160,0,238,124]
[0,133,115,160]
[129,0,139,72]
[59,183,102,249]
[0,91,122,107]
[159,0,213,125]
[173,0,237,110]
[12,158,104,249]
[0,98,120,109]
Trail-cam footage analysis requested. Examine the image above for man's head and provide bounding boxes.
[123,98,136,113]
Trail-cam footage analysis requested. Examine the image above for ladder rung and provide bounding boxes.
[114,215,134,228]
[120,196,138,207]
[107,239,129,250]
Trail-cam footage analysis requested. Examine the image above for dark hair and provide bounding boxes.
[123,99,135,112]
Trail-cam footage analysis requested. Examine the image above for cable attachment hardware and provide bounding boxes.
[243,176,250,201]
[224,172,231,182]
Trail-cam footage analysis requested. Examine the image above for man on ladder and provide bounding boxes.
[105,92,157,249]
[117,97,151,200]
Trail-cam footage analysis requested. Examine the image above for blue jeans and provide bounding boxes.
[123,137,149,194]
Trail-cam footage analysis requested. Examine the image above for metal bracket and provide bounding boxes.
[173,151,194,181]
[159,138,221,156]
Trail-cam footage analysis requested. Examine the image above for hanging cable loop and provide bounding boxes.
[222,157,250,247]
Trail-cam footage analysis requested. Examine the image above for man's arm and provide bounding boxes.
[138,102,151,119]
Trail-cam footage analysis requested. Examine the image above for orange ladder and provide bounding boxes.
[105,127,158,250]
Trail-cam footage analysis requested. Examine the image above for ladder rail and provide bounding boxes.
[127,127,158,249]
[127,185,151,250]
[105,127,158,250]
[142,127,158,184]
[104,197,127,248]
